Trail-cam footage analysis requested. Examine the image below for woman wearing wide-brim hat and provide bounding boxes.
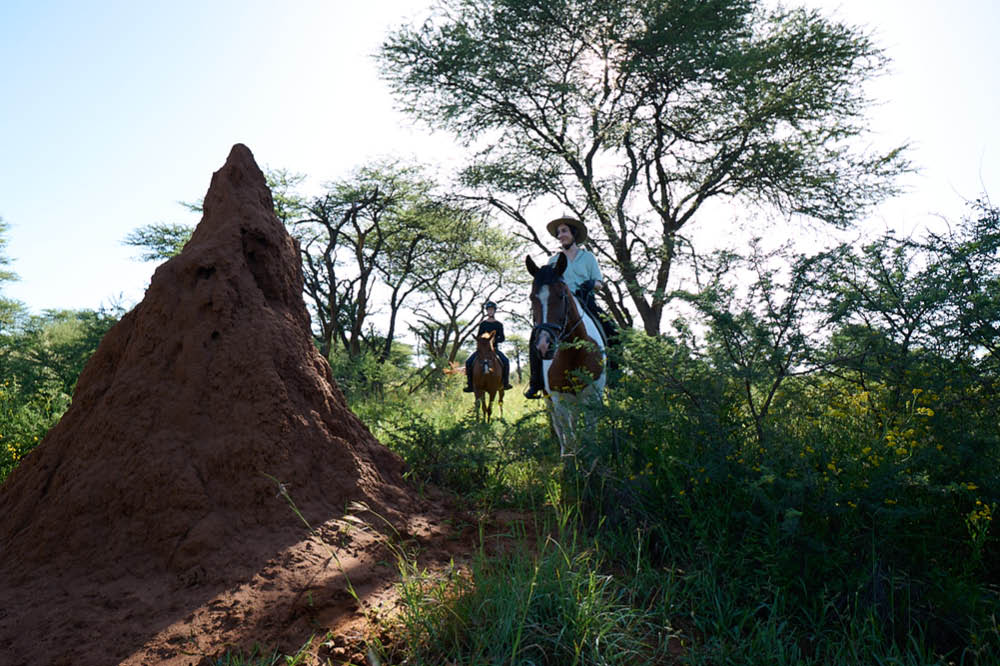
[524,216,609,399]
[546,216,589,245]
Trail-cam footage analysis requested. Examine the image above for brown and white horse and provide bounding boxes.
[526,254,606,455]
[472,329,504,422]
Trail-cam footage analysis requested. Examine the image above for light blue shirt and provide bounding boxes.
[547,249,603,292]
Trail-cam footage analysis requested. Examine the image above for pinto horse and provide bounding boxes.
[526,254,607,456]
[472,329,504,422]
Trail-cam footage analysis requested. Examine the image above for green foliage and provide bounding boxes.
[384,501,666,665]
[583,239,1000,656]
[0,216,25,334]
[122,222,194,261]
[3,308,122,397]
[0,378,62,481]
[352,376,555,507]
[326,344,414,403]
[382,407,552,500]
[0,217,17,285]
[0,307,121,482]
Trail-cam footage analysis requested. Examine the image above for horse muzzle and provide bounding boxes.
[533,323,560,360]
[536,334,557,360]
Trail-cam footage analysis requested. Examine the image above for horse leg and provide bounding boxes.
[549,393,574,458]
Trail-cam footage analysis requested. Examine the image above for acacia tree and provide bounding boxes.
[922,199,1000,369]
[408,223,526,365]
[680,240,822,447]
[121,222,194,262]
[292,164,416,359]
[380,0,908,334]
[0,217,25,332]
[291,163,512,361]
[375,197,513,363]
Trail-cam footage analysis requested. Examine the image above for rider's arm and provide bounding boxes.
[587,252,604,291]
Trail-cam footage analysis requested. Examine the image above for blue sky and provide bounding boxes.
[0,0,458,312]
[1,0,998,314]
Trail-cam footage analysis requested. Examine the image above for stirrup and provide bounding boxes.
[523,386,542,399]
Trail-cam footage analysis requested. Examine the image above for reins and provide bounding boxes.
[533,282,585,356]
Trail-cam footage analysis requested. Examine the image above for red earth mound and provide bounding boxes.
[0,144,458,665]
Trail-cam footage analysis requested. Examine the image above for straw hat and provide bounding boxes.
[546,216,588,245]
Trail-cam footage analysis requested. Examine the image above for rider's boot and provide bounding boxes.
[523,347,543,399]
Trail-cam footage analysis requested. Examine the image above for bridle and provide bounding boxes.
[532,282,583,360]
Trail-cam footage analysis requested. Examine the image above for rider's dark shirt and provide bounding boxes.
[477,320,505,348]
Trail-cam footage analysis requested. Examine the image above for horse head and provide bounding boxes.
[526,253,578,360]
[477,329,497,357]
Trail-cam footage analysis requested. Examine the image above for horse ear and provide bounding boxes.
[526,255,539,276]
[555,253,567,275]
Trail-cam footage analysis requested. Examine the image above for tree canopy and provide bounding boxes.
[380,0,909,334]
[0,217,24,332]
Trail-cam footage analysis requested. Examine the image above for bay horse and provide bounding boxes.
[472,329,504,422]
[526,254,607,456]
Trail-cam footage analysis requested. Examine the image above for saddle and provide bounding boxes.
[478,354,506,375]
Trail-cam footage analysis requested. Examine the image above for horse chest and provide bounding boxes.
[546,345,603,393]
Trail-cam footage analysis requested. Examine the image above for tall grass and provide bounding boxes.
[353,331,1000,664]
[362,377,559,510]
[378,486,673,665]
